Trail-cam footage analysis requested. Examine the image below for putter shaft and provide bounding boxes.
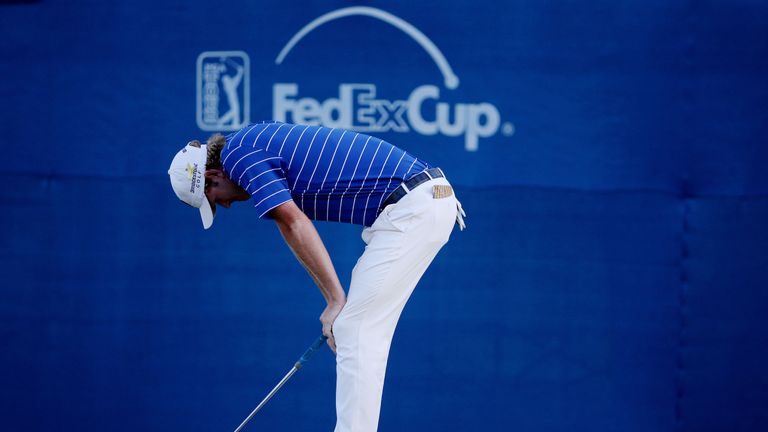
[234,366,299,432]
[233,335,328,432]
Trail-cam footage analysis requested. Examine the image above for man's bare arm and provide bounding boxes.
[270,200,346,351]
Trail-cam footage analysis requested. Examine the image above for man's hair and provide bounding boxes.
[205,134,227,170]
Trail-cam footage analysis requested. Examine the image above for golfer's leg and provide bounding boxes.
[333,181,457,432]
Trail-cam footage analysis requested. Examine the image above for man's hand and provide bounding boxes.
[320,301,346,353]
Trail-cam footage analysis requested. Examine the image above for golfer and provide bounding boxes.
[168,121,465,432]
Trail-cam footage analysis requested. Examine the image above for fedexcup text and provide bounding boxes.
[273,83,500,151]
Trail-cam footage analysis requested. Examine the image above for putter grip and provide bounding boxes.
[295,335,328,368]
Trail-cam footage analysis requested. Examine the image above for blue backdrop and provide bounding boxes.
[1,1,767,431]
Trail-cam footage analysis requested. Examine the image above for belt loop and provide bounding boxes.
[401,183,410,193]
[424,170,433,180]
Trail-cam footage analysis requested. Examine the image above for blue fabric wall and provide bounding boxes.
[1,1,766,431]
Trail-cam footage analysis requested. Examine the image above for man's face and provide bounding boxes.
[204,169,246,209]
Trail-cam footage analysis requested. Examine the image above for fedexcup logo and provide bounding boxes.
[196,7,513,151]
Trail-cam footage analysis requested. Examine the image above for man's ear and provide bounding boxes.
[204,169,225,179]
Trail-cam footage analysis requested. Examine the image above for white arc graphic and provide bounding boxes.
[275,6,460,90]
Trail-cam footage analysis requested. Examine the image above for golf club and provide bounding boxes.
[233,334,328,432]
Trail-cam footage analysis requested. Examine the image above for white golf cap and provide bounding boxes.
[168,142,216,229]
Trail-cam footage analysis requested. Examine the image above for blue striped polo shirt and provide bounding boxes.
[220,121,431,226]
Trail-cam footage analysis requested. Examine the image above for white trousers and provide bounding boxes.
[332,177,459,432]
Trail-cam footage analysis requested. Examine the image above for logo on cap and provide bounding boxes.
[186,163,202,194]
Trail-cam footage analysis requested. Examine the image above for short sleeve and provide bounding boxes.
[222,146,293,218]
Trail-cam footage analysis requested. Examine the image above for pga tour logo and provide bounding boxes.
[196,7,513,151]
[196,51,250,131]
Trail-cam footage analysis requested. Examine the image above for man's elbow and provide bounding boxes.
[270,201,306,229]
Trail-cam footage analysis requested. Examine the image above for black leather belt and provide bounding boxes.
[379,167,445,211]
